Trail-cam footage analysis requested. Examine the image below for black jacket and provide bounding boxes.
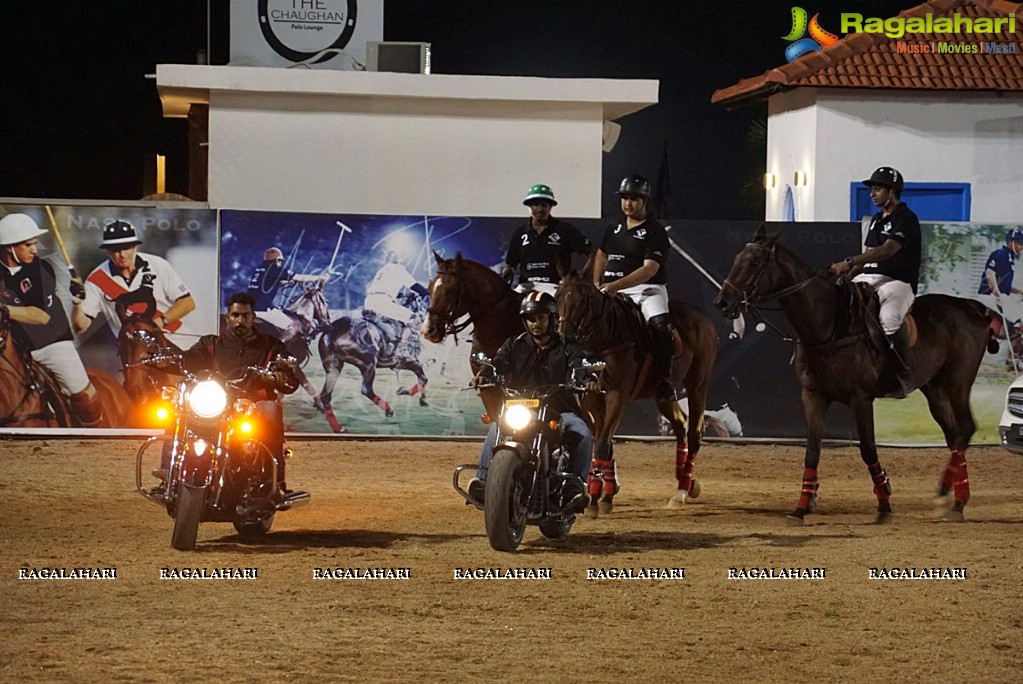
[492,331,593,415]
[182,328,298,401]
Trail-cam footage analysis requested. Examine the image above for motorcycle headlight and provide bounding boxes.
[503,403,535,432]
[189,380,228,419]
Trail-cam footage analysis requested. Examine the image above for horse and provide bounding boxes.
[555,271,719,514]
[419,252,525,422]
[0,301,132,429]
[714,224,996,524]
[115,300,181,410]
[0,301,71,427]
[255,284,332,399]
[314,290,431,433]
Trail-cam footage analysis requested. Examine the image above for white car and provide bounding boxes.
[999,375,1023,452]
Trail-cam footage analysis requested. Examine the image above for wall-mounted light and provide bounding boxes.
[764,173,777,189]
[793,170,808,186]
[156,155,166,194]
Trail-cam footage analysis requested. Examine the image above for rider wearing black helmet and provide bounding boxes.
[830,166,921,398]
[592,174,676,400]
[467,291,599,513]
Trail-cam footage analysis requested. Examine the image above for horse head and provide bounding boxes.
[714,224,792,319]
[115,299,177,403]
[555,271,602,344]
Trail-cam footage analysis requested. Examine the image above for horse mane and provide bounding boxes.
[557,272,649,348]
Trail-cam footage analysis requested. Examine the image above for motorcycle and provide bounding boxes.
[130,336,310,550]
[453,352,604,552]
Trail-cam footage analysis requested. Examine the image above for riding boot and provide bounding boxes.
[69,387,104,428]
[885,329,914,399]
[648,314,676,402]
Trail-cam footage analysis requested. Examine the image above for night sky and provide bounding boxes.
[1,1,921,219]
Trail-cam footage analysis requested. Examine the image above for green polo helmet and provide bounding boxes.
[523,184,557,206]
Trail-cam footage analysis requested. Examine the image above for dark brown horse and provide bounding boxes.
[419,252,525,422]
[314,293,431,433]
[714,225,995,524]
[556,272,719,514]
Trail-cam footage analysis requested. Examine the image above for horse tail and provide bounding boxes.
[965,299,1001,354]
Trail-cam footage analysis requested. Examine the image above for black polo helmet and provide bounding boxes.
[617,174,652,198]
[862,167,904,193]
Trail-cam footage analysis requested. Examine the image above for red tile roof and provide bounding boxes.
[712,0,1023,107]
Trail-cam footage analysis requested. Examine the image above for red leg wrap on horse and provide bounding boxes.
[372,397,391,412]
[324,409,344,433]
[797,467,818,510]
[949,448,970,504]
[675,441,692,491]
[590,459,611,498]
[602,458,619,497]
[868,463,891,500]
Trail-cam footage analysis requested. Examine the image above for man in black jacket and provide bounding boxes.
[468,291,599,513]
[180,291,299,490]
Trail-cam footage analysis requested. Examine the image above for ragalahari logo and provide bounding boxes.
[783,7,839,62]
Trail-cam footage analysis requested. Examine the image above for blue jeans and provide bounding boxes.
[477,411,592,483]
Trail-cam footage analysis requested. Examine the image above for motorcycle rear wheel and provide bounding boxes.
[171,484,205,551]
[233,514,275,537]
[484,448,530,552]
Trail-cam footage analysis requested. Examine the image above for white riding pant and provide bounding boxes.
[852,273,914,335]
[31,340,91,395]
[618,283,670,321]
[513,282,558,296]
[364,293,412,324]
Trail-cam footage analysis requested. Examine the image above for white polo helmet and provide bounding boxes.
[0,213,48,246]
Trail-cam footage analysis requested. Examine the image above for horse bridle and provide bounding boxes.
[426,271,473,338]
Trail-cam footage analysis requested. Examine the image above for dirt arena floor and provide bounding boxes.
[1,438,1021,683]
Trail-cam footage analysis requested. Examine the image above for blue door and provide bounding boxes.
[851,182,971,221]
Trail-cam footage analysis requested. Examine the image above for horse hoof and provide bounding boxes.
[875,511,893,525]
[598,499,614,516]
[688,479,701,499]
[933,492,954,509]
[587,502,600,519]
[784,514,805,527]
[665,491,687,509]
[385,409,394,418]
[333,425,348,434]
[419,397,429,407]
[396,387,410,396]
[943,508,965,523]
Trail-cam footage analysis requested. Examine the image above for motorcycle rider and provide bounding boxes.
[178,291,300,495]
[467,291,599,514]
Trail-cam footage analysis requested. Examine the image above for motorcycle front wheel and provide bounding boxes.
[484,448,531,552]
[171,484,205,551]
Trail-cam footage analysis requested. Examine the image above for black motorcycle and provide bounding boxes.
[454,353,603,552]
[131,343,309,551]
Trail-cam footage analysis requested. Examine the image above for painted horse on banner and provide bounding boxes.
[255,284,333,400]
[714,225,997,524]
[556,271,719,515]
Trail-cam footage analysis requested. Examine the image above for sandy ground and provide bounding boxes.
[1,438,1021,683]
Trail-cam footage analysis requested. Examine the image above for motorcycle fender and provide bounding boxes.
[495,441,533,466]
[178,450,212,487]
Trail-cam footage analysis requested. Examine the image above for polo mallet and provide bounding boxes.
[996,300,1019,371]
[667,233,748,336]
[44,205,80,282]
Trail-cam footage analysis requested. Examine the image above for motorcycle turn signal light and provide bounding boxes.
[481,413,493,424]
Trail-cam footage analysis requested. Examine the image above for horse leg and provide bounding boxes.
[920,383,975,522]
[316,356,347,434]
[359,365,393,418]
[662,398,694,509]
[396,363,430,407]
[849,395,893,524]
[788,389,829,525]
[593,391,627,515]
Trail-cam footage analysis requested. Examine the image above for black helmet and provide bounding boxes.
[861,167,904,193]
[519,291,558,319]
[617,174,651,198]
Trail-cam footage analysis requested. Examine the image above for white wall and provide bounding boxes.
[157,65,658,218]
[765,89,1023,223]
[765,89,819,221]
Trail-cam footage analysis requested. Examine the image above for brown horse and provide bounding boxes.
[115,301,180,410]
[0,302,71,427]
[556,272,719,514]
[0,301,132,429]
[419,252,524,422]
[714,225,995,524]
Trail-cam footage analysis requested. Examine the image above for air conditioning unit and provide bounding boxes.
[366,41,431,74]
